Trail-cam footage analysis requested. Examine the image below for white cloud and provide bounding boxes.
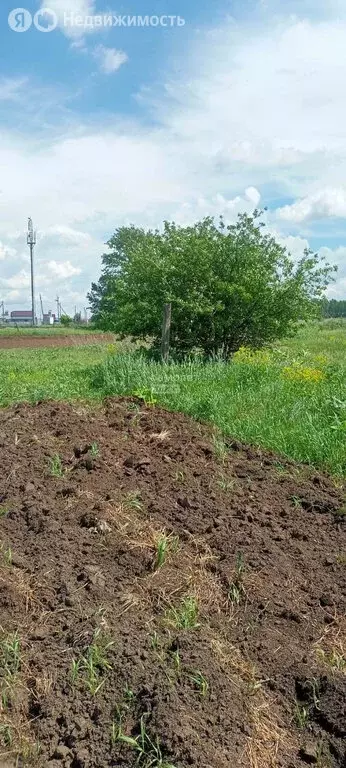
[277,189,346,223]
[40,226,92,246]
[170,190,262,226]
[270,231,310,260]
[326,276,346,299]
[0,269,31,290]
[93,46,128,74]
[2,4,346,307]
[6,290,21,301]
[245,187,261,206]
[46,260,82,278]
[0,242,16,261]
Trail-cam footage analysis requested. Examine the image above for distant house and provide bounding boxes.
[10,310,33,325]
[42,312,56,325]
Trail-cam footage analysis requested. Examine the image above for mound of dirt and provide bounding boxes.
[0,398,345,768]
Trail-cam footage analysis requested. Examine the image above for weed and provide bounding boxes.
[150,631,160,651]
[0,631,21,709]
[294,703,309,728]
[49,453,63,478]
[290,495,303,509]
[212,433,228,464]
[272,461,289,476]
[248,677,269,695]
[153,533,179,571]
[171,650,181,674]
[154,534,169,570]
[188,670,208,697]
[228,551,246,605]
[174,470,185,483]
[217,475,236,492]
[71,628,114,695]
[0,723,40,762]
[167,596,200,630]
[112,714,176,767]
[294,678,320,726]
[0,723,13,747]
[315,739,333,768]
[310,677,321,709]
[19,738,41,763]
[124,684,135,704]
[71,658,81,684]
[90,441,100,457]
[127,402,141,413]
[0,543,12,566]
[133,387,158,406]
[228,583,244,605]
[124,491,143,511]
[317,647,346,672]
[0,504,9,518]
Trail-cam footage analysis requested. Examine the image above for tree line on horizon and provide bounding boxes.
[320,298,346,318]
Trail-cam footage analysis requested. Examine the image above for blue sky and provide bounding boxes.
[1,0,346,314]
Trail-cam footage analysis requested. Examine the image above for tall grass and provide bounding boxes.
[0,322,345,475]
[92,346,346,475]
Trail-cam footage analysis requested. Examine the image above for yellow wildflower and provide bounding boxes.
[233,346,272,365]
[313,354,328,366]
[282,366,325,383]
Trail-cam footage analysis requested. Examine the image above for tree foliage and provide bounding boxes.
[88,212,336,357]
[60,314,72,326]
[321,298,346,318]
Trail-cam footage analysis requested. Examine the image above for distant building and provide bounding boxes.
[42,312,56,325]
[10,310,33,325]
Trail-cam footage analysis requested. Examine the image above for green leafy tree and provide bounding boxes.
[60,314,72,327]
[88,212,336,357]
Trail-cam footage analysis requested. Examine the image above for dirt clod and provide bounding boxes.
[299,742,319,764]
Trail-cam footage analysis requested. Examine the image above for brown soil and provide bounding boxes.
[0,398,345,768]
[0,334,114,350]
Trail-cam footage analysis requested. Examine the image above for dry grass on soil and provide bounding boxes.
[0,398,345,768]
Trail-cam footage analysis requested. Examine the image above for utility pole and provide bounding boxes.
[56,296,61,322]
[27,218,37,327]
[40,294,44,323]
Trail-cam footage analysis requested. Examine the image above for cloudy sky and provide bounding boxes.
[1,0,346,315]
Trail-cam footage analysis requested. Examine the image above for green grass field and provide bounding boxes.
[0,321,345,476]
